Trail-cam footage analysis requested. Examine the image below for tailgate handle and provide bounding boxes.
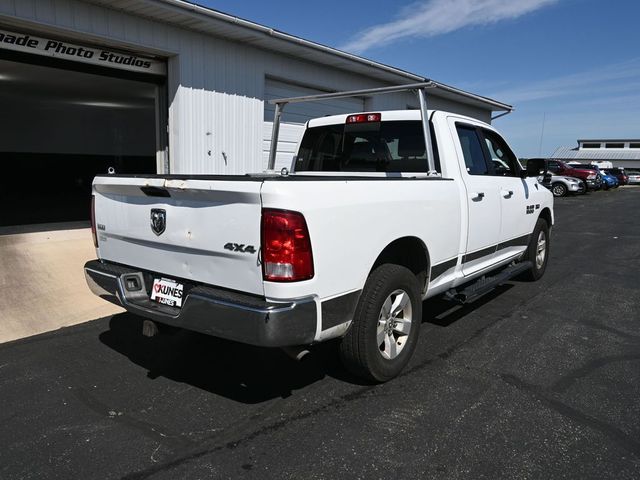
[141,186,171,197]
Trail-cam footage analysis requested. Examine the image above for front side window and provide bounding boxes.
[482,129,520,177]
[295,120,439,173]
[547,161,560,173]
[456,125,489,175]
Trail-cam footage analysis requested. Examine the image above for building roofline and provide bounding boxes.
[88,0,512,112]
[577,139,640,143]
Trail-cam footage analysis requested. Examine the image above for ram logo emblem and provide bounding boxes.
[150,209,166,236]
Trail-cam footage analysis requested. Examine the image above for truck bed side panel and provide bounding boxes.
[260,178,462,301]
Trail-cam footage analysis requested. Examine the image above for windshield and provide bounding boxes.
[294,120,439,173]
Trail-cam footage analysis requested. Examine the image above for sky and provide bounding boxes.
[196,0,640,158]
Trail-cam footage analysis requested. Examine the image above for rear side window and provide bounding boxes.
[295,120,440,173]
[456,125,488,175]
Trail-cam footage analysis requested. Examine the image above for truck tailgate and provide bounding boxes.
[93,176,264,296]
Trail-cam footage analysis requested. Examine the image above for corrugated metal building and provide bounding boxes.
[0,0,511,229]
[551,140,640,169]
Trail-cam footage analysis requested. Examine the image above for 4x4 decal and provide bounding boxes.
[224,243,257,254]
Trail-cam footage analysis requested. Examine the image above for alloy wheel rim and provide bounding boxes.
[535,230,547,269]
[377,289,412,360]
[552,185,564,196]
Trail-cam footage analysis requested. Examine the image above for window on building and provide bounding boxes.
[605,143,624,148]
[629,143,640,149]
[582,143,601,148]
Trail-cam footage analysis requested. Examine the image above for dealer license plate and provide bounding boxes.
[150,277,184,308]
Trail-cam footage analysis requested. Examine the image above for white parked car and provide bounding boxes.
[627,169,640,185]
[85,84,554,382]
[542,174,586,197]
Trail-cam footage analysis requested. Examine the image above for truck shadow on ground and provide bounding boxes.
[99,284,513,403]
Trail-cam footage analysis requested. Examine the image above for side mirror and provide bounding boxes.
[522,158,547,178]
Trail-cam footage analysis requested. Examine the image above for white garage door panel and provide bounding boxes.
[263,122,305,171]
[264,80,365,123]
[263,79,364,171]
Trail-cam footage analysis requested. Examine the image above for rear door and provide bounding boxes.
[93,175,264,295]
[451,122,501,276]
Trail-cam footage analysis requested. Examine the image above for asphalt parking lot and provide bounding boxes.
[1,186,639,480]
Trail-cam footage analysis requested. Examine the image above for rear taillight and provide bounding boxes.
[90,195,98,248]
[261,209,314,282]
[346,113,381,124]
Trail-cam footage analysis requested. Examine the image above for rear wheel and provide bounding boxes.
[521,218,550,281]
[551,182,567,197]
[339,264,421,383]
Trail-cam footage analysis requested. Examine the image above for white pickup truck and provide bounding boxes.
[85,83,553,382]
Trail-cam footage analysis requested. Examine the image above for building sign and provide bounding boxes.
[0,29,166,75]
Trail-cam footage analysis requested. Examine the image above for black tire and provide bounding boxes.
[551,182,567,197]
[339,264,422,383]
[521,218,550,281]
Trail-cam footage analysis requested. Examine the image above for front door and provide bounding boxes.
[480,128,533,262]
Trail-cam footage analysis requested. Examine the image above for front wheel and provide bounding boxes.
[577,181,587,195]
[551,182,567,197]
[521,218,550,281]
[339,264,422,383]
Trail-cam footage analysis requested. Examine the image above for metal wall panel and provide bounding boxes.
[0,1,16,15]
[1,0,492,175]
[263,78,366,171]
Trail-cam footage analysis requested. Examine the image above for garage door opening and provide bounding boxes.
[0,56,163,228]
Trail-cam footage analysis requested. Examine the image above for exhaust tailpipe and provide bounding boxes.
[142,320,159,338]
[281,346,311,362]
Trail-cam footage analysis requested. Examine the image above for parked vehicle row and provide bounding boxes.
[546,160,601,191]
[571,163,623,190]
[605,167,630,186]
[528,159,634,197]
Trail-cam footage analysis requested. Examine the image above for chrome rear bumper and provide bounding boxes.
[84,260,317,347]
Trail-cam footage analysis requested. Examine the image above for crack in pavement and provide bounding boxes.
[500,373,640,459]
[119,384,381,479]
[73,388,195,451]
[578,320,640,343]
[549,353,640,394]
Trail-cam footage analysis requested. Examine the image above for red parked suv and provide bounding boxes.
[545,159,601,191]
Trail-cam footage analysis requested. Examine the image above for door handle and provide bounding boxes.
[501,190,514,198]
[471,192,485,201]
